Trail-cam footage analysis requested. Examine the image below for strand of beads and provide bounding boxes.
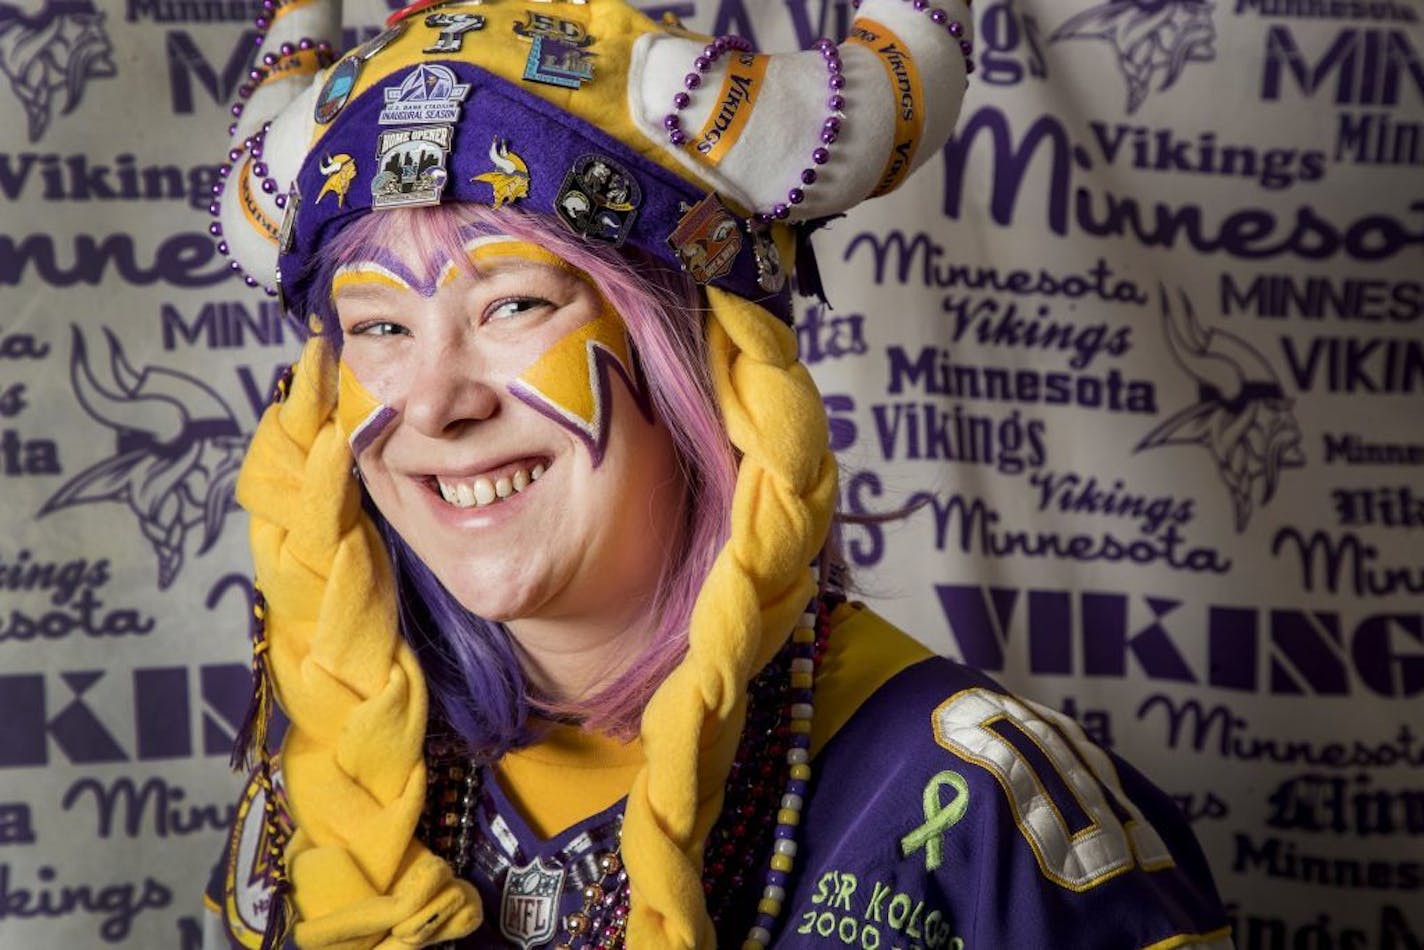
[420,739,484,950]
[556,851,630,950]
[852,0,976,76]
[208,121,284,293]
[662,36,846,227]
[741,601,825,950]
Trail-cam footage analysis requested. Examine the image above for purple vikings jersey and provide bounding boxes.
[204,612,1233,949]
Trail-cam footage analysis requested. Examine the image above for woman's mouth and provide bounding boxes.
[434,461,546,509]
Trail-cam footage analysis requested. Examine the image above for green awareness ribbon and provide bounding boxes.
[899,769,970,872]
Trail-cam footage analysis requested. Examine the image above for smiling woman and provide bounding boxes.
[200,2,1235,949]
[318,205,728,742]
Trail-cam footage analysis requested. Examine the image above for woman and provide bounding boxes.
[203,1,1235,948]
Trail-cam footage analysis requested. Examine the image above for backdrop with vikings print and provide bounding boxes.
[0,0,1418,947]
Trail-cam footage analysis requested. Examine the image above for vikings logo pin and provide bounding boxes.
[371,125,453,209]
[471,137,531,209]
[379,63,470,125]
[424,12,486,52]
[500,858,565,950]
[315,154,356,207]
[668,193,743,284]
[514,11,595,88]
[556,154,640,246]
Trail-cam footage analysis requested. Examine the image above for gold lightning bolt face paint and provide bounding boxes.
[457,238,651,470]
[506,298,651,469]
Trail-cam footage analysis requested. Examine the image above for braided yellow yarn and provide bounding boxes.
[236,339,482,949]
[622,288,840,948]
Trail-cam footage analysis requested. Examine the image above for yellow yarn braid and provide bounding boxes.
[621,287,840,948]
[236,339,482,949]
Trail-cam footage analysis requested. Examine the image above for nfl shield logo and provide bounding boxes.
[500,858,565,949]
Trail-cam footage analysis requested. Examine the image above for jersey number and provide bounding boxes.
[931,688,1175,891]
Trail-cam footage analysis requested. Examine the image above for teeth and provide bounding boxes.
[438,464,543,509]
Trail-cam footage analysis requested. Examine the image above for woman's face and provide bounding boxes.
[333,236,686,632]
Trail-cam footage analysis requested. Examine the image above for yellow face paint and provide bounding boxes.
[337,359,396,454]
[508,299,651,469]
[334,237,642,465]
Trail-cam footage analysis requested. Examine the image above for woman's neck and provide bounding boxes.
[506,606,659,703]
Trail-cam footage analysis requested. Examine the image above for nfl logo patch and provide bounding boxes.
[500,857,565,950]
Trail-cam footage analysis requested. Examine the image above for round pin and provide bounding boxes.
[314,57,362,124]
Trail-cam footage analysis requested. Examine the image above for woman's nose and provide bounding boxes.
[402,343,499,437]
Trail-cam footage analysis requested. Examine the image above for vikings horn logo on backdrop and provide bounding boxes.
[39,328,247,589]
[1050,0,1215,114]
[0,0,116,142]
[1135,288,1305,532]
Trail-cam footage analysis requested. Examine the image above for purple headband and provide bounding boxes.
[277,60,793,322]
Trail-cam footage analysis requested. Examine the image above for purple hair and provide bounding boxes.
[308,204,737,757]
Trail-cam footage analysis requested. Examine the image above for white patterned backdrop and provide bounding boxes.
[0,0,1419,947]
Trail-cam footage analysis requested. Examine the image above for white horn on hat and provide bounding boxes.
[217,0,343,293]
[630,0,972,220]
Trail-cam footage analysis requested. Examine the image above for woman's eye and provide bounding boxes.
[487,297,551,322]
[350,320,408,337]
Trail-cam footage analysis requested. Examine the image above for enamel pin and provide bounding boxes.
[379,63,470,125]
[471,137,531,209]
[371,125,453,209]
[751,229,786,292]
[555,154,641,246]
[513,11,595,88]
[668,193,742,284]
[314,56,362,124]
[424,12,486,53]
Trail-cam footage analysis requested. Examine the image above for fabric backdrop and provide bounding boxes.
[0,0,1418,947]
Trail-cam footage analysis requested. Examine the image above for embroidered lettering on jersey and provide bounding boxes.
[797,868,963,949]
[693,51,768,166]
[845,19,924,197]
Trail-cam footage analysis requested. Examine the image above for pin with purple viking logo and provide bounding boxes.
[40,328,247,589]
[1050,0,1216,114]
[1135,287,1305,532]
[0,0,115,142]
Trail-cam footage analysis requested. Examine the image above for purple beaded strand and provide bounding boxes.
[851,0,976,75]
[208,121,282,293]
[663,35,846,226]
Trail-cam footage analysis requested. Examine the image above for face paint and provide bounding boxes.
[338,360,397,454]
[507,300,652,469]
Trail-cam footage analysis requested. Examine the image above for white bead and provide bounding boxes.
[790,658,814,674]
[790,702,813,720]
[781,793,803,811]
[749,927,773,945]
[800,612,816,625]
[787,748,809,765]
[764,885,786,902]
[774,839,798,857]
